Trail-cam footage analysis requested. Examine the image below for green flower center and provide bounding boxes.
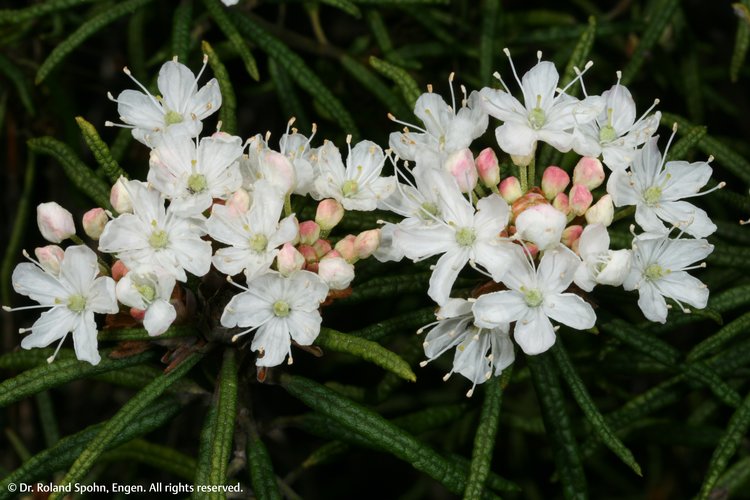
[272,300,290,317]
[149,229,169,249]
[136,284,157,303]
[164,110,184,125]
[599,124,617,143]
[342,179,359,197]
[67,294,87,313]
[522,287,544,308]
[187,173,208,194]
[419,201,440,219]
[528,95,546,130]
[455,227,476,247]
[645,264,670,281]
[249,233,268,252]
[643,186,662,206]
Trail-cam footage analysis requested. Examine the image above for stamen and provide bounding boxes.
[502,48,524,91]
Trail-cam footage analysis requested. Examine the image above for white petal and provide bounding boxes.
[521,61,558,112]
[392,223,456,260]
[637,282,668,323]
[252,320,291,367]
[12,263,69,305]
[87,276,118,314]
[656,272,709,309]
[72,312,100,365]
[472,290,528,328]
[143,299,177,336]
[21,307,77,349]
[495,122,537,157]
[116,90,164,129]
[479,88,527,123]
[221,290,273,328]
[158,60,197,113]
[537,244,580,293]
[428,249,469,305]
[513,309,556,355]
[59,246,99,294]
[286,309,322,346]
[543,293,596,330]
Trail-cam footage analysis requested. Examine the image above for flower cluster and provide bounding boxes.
[4,51,720,397]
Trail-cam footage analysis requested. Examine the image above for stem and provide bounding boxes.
[284,195,293,218]
[519,165,528,193]
[528,152,536,189]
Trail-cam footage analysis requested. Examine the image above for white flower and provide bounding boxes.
[573,224,631,291]
[514,203,567,251]
[392,168,514,305]
[221,271,329,367]
[607,135,719,238]
[98,180,212,281]
[148,130,243,214]
[107,57,221,147]
[473,244,595,355]
[314,139,396,211]
[240,135,298,196]
[37,202,76,243]
[623,232,713,323]
[419,298,514,397]
[6,246,118,365]
[115,268,176,336]
[317,254,355,290]
[480,49,601,157]
[207,180,298,280]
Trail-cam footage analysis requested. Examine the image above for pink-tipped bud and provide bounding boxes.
[475,148,500,188]
[225,188,251,215]
[585,194,615,227]
[552,193,570,214]
[299,221,321,245]
[262,150,296,194]
[499,176,523,204]
[312,239,332,259]
[276,243,305,276]
[37,202,75,243]
[354,229,380,260]
[561,225,583,249]
[318,253,355,290]
[572,157,605,190]
[82,208,108,240]
[298,245,318,266]
[334,234,357,263]
[522,242,539,259]
[569,184,593,216]
[110,176,133,214]
[111,260,129,281]
[514,204,567,251]
[510,151,534,168]
[34,245,64,276]
[444,148,478,193]
[315,199,345,233]
[511,190,547,220]
[541,166,570,200]
[130,307,146,321]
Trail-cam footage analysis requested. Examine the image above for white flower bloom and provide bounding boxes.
[419,298,514,397]
[480,50,601,157]
[317,254,355,290]
[115,268,176,336]
[221,271,329,367]
[473,244,595,355]
[148,130,243,214]
[207,180,298,280]
[607,135,720,238]
[37,202,76,243]
[392,168,514,305]
[240,135,298,196]
[314,139,396,211]
[106,57,221,147]
[623,232,713,323]
[98,180,212,281]
[573,74,661,170]
[573,224,631,291]
[6,246,118,365]
[514,203,567,251]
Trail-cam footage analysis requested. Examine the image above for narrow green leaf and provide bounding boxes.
[233,14,359,137]
[35,0,154,84]
[551,342,641,476]
[98,325,198,342]
[27,137,112,210]
[0,350,156,408]
[463,369,511,500]
[0,0,96,24]
[369,56,421,109]
[716,455,750,496]
[338,273,430,304]
[35,391,61,447]
[126,6,147,80]
[268,57,311,131]
[51,351,203,498]
[171,0,193,63]
[201,40,237,135]
[709,243,750,269]
[731,1,750,82]
[316,327,416,382]
[479,0,500,87]
[103,439,197,481]
[75,116,128,183]
[527,352,588,499]
[340,54,412,120]
[0,53,34,115]
[665,125,707,161]
[248,431,282,500]
[698,389,750,500]
[681,50,704,123]
[109,128,133,164]
[320,0,361,17]
[688,311,750,361]
[621,0,679,85]
[560,16,596,93]
[351,306,435,342]
[4,428,31,462]
[203,0,260,81]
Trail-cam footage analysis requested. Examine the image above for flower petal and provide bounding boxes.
[543,293,596,330]
[143,299,177,336]
[513,308,556,355]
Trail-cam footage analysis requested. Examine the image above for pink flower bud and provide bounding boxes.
[444,148,478,193]
[499,176,523,204]
[110,177,133,214]
[572,157,605,190]
[82,208,108,240]
[262,150,296,194]
[514,204,567,251]
[511,190,547,220]
[561,225,583,249]
[541,166,570,200]
[111,260,129,281]
[225,188,251,215]
[318,254,355,290]
[130,307,146,321]
[312,239,332,259]
[354,229,380,260]
[585,194,615,226]
[298,245,318,266]
[475,147,500,188]
[34,245,64,275]
[315,199,345,233]
[276,243,305,276]
[569,184,593,216]
[299,221,321,245]
[37,202,75,243]
[552,193,570,214]
[334,234,357,263]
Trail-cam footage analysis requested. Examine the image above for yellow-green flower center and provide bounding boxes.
[599,124,617,143]
[645,263,669,280]
[249,234,268,252]
[136,284,157,303]
[455,227,476,247]
[272,300,290,317]
[187,173,208,194]
[164,110,183,125]
[149,229,169,249]
[522,287,544,308]
[342,179,359,197]
[67,294,87,313]
[419,201,439,219]
[643,186,662,206]
[528,95,546,130]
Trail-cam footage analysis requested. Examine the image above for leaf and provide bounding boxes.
[320,0,361,17]
[681,50,704,123]
[479,0,501,87]
[463,369,512,500]
[620,0,679,86]
[35,391,60,447]
[688,311,750,361]
[0,350,156,408]
[203,0,259,82]
[35,0,155,84]
[50,351,203,498]
[201,40,237,135]
[560,16,596,94]
[268,57,310,132]
[350,306,435,342]
[731,1,750,82]
[103,439,197,481]
[369,56,421,109]
[171,0,193,65]
[27,137,113,210]
[350,0,449,3]
[247,432,282,500]
[98,325,198,342]
[551,342,642,476]
[716,455,750,496]
[75,116,128,184]
[338,273,430,304]
[0,53,34,115]
[708,243,750,269]
[315,327,416,382]
[0,0,96,24]
[698,389,750,500]
[665,125,706,162]
[527,352,588,499]
[340,54,412,120]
